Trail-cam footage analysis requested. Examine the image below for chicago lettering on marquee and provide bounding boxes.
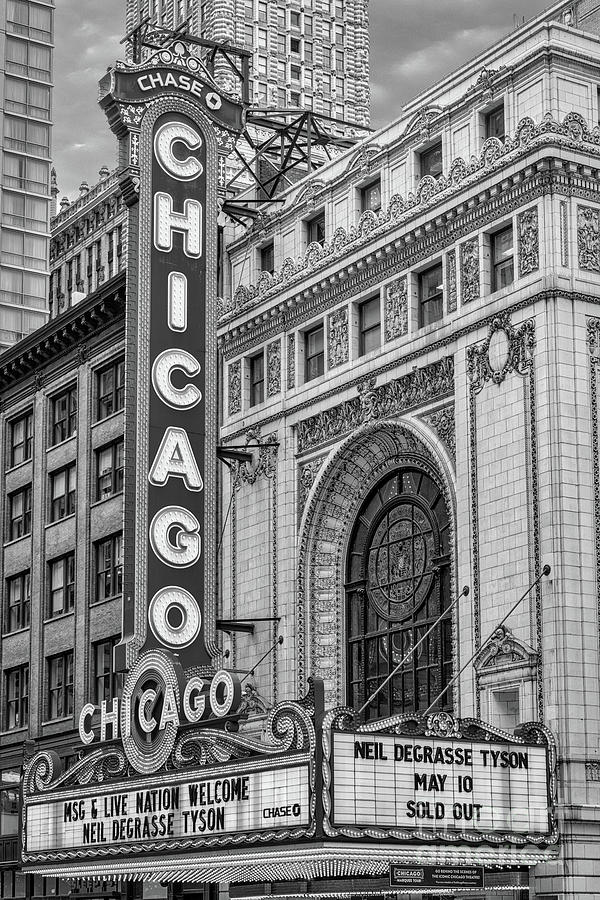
[99,43,244,674]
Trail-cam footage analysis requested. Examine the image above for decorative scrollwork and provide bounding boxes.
[23,748,128,796]
[425,710,461,739]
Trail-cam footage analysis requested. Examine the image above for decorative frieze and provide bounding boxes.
[228,359,241,415]
[467,311,535,389]
[517,207,539,276]
[328,307,349,368]
[446,249,457,313]
[298,457,325,512]
[287,334,295,390]
[578,204,600,272]
[296,356,454,453]
[383,277,408,342]
[422,406,455,461]
[460,238,479,304]
[267,340,281,397]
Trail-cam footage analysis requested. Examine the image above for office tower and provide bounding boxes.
[0,0,54,350]
[125,0,370,126]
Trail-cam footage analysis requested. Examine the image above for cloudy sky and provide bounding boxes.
[54,0,555,199]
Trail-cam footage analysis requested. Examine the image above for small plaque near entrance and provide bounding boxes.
[389,864,484,888]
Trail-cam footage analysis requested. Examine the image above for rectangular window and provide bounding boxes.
[50,385,77,445]
[277,87,287,106]
[257,54,268,76]
[257,27,267,49]
[492,225,514,291]
[361,179,381,214]
[244,24,253,45]
[259,242,274,274]
[305,324,324,382]
[95,439,124,501]
[7,0,52,41]
[5,665,28,730]
[5,37,51,80]
[322,46,331,68]
[305,14,312,35]
[94,533,123,603]
[419,263,444,328]
[5,571,30,633]
[304,42,313,63]
[93,637,120,705]
[359,296,381,355]
[334,50,344,71]
[290,91,301,106]
[48,553,75,618]
[290,37,300,54]
[334,24,344,43]
[8,410,33,468]
[291,64,301,83]
[485,104,505,141]
[7,485,32,541]
[4,77,50,120]
[3,153,49,194]
[258,0,267,21]
[306,211,325,245]
[47,651,74,720]
[420,142,443,179]
[1,229,47,269]
[249,352,265,407]
[49,465,76,522]
[96,358,125,420]
[290,10,300,27]
[277,8,285,29]
[3,116,49,157]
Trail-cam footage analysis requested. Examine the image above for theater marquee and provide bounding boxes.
[322,710,557,847]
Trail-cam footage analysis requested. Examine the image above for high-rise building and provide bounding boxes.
[0,0,54,351]
[125,0,370,127]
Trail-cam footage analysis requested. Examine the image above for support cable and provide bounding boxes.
[423,564,551,715]
[358,584,470,716]
[241,635,284,683]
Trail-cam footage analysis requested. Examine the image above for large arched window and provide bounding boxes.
[346,466,452,721]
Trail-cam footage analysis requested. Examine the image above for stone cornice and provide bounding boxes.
[0,272,125,392]
[219,160,563,360]
[219,112,600,334]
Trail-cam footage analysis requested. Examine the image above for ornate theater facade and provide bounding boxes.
[6,1,600,898]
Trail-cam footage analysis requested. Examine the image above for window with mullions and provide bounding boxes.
[92,636,120,705]
[359,296,381,356]
[305,324,324,382]
[249,352,265,407]
[419,263,443,328]
[50,385,77,445]
[94,533,123,603]
[491,225,514,291]
[7,485,31,541]
[5,571,30,633]
[4,665,28,729]
[96,358,125,420]
[48,553,75,618]
[346,467,452,721]
[47,651,73,720]
[95,439,124,500]
[7,409,32,468]
[49,464,76,522]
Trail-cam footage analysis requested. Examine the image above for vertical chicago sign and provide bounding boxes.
[99,46,244,680]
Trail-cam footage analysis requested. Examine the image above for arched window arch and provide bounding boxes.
[346,466,453,721]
